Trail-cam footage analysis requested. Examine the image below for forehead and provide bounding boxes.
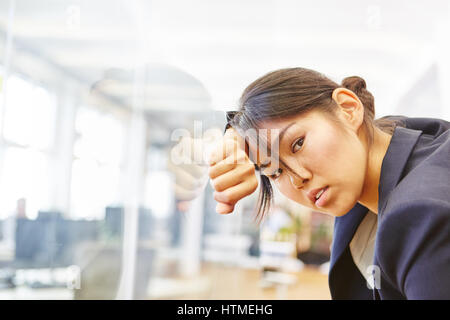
[243,119,296,167]
[245,111,310,147]
[243,110,329,165]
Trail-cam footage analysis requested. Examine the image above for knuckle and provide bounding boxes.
[211,143,226,161]
[214,148,225,161]
[213,191,220,202]
[208,166,216,179]
[237,163,254,178]
[221,190,231,203]
[208,150,218,164]
[244,163,255,174]
[222,190,236,204]
[246,176,258,194]
[212,178,224,192]
[235,150,247,163]
[223,155,236,165]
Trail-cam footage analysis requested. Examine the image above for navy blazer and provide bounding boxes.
[329,116,450,299]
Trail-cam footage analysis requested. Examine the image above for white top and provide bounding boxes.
[349,210,378,285]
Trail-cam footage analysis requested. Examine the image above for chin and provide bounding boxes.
[327,198,358,217]
[332,210,349,217]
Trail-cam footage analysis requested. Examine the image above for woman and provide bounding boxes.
[208,68,450,299]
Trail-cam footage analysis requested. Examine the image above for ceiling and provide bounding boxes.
[0,0,449,116]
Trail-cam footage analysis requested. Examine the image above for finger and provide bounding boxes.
[213,180,257,204]
[174,184,205,201]
[203,127,223,144]
[208,138,242,166]
[224,127,246,150]
[168,149,208,178]
[178,162,207,179]
[216,202,235,214]
[210,163,253,192]
[170,165,206,190]
[168,157,207,180]
[171,136,206,166]
[208,152,247,179]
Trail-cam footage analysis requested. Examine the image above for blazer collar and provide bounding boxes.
[329,203,368,272]
[377,126,422,217]
[329,126,422,273]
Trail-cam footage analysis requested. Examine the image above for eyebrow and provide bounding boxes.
[258,122,296,169]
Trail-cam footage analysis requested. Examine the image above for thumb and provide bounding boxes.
[216,202,235,214]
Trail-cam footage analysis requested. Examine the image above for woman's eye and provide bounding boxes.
[269,168,282,180]
[292,137,304,153]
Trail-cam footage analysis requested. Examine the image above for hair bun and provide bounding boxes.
[341,76,367,94]
[341,75,375,117]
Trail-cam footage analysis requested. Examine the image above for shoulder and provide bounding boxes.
[380,197,449,233]
[378,128,450,253]
[377,197,450,298]
[374,120,450,298]
[380,153,450,245]
[385,128,450,212]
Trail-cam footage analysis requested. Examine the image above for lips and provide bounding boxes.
[306,186,329,205]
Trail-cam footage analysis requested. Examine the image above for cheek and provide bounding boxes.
[332,136,366,190]
[305,129,367,212]
[303,130,345,174]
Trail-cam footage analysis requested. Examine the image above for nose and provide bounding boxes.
[287,170,308,189]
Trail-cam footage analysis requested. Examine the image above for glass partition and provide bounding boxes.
[0,0,448,300]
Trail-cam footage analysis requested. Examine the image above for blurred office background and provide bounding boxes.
[0,0,449,299]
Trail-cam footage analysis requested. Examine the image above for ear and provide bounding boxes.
[331,87,364,133]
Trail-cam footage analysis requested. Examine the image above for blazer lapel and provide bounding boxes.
[377,127,422,216]
[372,126,422,299]
[329,203,368,275]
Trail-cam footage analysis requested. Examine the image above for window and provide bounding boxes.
[2,75,56,150]
[0,147,50,219]
[70,106,125,219]
[0,75,56,218]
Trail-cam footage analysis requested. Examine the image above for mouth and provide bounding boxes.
[315,186,329,208]
[307,186,329,208]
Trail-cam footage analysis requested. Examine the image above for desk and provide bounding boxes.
[148,262,331,300]
[0,263,331,299]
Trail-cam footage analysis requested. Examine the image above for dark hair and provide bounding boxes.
[228,67,401,222]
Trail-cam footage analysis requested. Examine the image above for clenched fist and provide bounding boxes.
[208,128,259,214]
[168,127,223,202]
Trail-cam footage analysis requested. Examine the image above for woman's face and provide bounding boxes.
[247,109,368,217]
